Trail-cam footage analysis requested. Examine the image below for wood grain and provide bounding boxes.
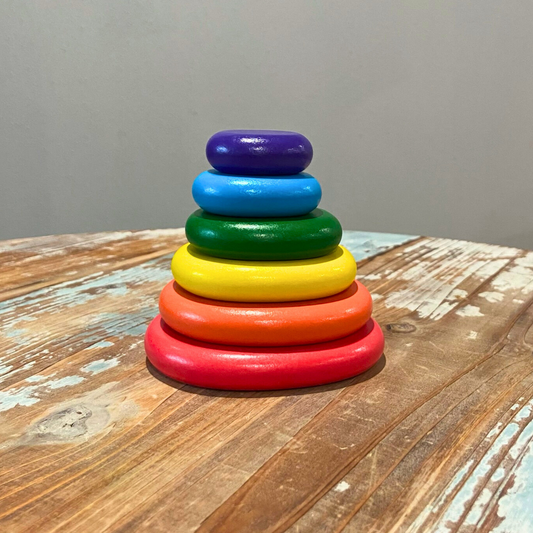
[1,230,532,532]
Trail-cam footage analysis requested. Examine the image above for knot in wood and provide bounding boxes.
[36,405,92,440]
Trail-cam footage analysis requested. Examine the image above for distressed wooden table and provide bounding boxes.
[1,229,532,533]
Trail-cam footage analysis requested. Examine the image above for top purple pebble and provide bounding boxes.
[206,130,313,176]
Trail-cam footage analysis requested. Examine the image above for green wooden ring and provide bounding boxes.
[185,209,343,260]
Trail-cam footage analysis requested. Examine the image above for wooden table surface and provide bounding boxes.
[1,229,532,533]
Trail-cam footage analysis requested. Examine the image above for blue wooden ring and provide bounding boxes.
[192,170,322,217]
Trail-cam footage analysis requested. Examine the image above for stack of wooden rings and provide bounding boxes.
[144,130,384,390]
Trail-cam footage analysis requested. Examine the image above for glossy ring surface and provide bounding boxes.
[206,129,313,175]
[185,209,342,260]
[159,280,372,346]
[171,244,356,302]
[192,170,321,217]
[145,316,384,390]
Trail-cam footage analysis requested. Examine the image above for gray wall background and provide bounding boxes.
[1,1,532,248]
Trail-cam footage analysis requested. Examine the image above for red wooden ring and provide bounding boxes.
[144,316,384,390]
[159,280,373,346]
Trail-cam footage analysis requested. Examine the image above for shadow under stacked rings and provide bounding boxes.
[144,130,384,390]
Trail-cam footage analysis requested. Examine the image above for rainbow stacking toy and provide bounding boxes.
[144,130,384,390]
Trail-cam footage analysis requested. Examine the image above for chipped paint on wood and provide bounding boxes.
[334,481,351,492]
[492,419,533,532]
[341,231,417,261]
[88,341,114,348]
[0,228,185,302]
[45,376,85,389]
[479,291,505,303]
[24,375,47,383]
[81,358,120,375]
[0,385,41,412]
[394,398,533,533]
[456,305,484,318]
[369,237,527,321]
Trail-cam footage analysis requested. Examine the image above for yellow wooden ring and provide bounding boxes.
[171,244,357,302]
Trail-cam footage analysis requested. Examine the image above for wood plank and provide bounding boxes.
[0,229,186,301]
[0,230,532,532]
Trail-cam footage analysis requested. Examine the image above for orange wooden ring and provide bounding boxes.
[159,280,373,346]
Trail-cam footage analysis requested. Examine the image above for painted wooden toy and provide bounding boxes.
[171,243,356,302]
[145,316,384,390]
[185,208,342,260]
[206,129,313,175]
[145,129,384,390]
[159,280,372,346]
[192,170,321,217]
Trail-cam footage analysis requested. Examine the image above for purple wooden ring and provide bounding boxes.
[206,130,313,175]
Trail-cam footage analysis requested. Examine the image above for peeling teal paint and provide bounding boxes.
[89,340,114,349]
[433,424,517,531]
[432,459,475,515]
[4,328,28,338]
[341,231,416,262]
[25,375,47,383]
[0,365,12,376]
[0,374,87,412]
[0,385,40,412]
[0,255,172,318]
[493,407,533,532]
[463,488,493,527]
[81,358,120,375]
[0,254,172,366]
[432,400,533,532]
[45,376,85,389]
[81,312,156,345]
